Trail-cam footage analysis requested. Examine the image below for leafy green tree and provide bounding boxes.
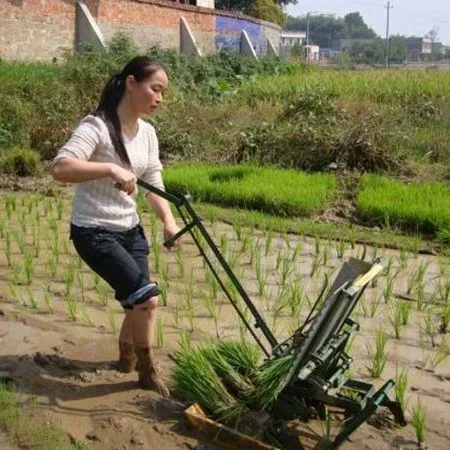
[286,12,377,48]
[389,35,407,64]
[250,0,286,26]
[344,12,376,39]
[215,0,296,15]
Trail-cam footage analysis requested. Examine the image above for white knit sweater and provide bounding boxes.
[54,115,164,231]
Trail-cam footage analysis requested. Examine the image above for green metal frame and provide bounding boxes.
[137,179,406,448]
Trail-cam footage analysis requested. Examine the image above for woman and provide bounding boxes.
[52,56,180,397]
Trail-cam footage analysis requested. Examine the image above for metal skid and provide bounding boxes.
[137,179,406,448]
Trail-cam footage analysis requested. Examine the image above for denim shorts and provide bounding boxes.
[70,223,160,309]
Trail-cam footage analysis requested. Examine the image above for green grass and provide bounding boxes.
[356,174,450,235]
[164,164,336,217]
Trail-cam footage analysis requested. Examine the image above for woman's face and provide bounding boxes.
[126,69,168,117]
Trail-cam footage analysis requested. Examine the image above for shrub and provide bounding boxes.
[0,148,42,176]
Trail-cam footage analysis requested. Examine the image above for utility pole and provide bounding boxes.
[385,1,393,68]
[306,11,318,64]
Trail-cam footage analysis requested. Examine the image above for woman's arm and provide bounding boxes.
[146,192,180,246]
[52,158,137,195]
[52,157,114,183]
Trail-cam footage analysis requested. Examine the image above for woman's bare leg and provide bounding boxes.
[132,297,169,396]
[118,310,136,373]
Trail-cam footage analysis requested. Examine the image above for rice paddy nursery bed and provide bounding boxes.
[164,164,336,217]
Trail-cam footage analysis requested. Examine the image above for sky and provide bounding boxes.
[286,0,450,45]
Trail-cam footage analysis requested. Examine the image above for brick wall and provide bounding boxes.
[0,0,280,60]
[96,0,215,54]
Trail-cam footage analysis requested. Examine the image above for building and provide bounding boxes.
[280,31,306,47]
[406,36,432,62]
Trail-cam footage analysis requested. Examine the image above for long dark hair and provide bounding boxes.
[95,56,165,166]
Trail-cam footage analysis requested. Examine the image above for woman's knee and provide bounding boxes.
[134,296,158,312]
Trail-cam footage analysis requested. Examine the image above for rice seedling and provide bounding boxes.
[152,242,161,273]
[49,217,58,235]
[80,306,94,326]
[291,242,302,263]
[26,288,39,309]
[205,268,219,300]
[160,262,170,286]
[275,249,282,270]
[389,302,404,340]
[335,238,346,259]
[64,264,75,298]
[202,345,253,395]
[65,295,77,321]
[429,337,450,369]
[159,282,168,307]
[76,271,85,301]
[348,227,356,250]
[219,233,228,256]
[172,344,236,418]
[43,291,53,314]
[279,255,293,288]
[201,292,220,337]
[156,316,164,347]
[366,327,388,378]
[411,397,426,446]
[108,308,118,334]
[8,282,19,303]
[46,256,58,279]
[96,280,109,307]
[249,355,294,409]
[394,366,408,412]
[50,238,60,264]
[4,231,12,266]
[184,291,196,333]
[172,303,180,328]
[234,222,243,241]
[382,256,394,277]
[421,312,438,348]
[23,248,34,285]
[11,262,21,285]
[314,234,321,255]
[19,211,26,233]
[436,280,450,305]
[93,273,100,290]
[240,234,251,253]
[438,301,450,334]
[13,231,26,255]
[265,229,274,256]
[56,197,64,220]
[398,247,409,271]
[383,274,394,304]
[61,238,69,255]
[249,236,260,265]
[399,301,412,326]
[176,246,185,278]
[237,305,251,341]
[310,253,322,278]
[217,340,261,378]
[416,284,426,311]
[324,241,333,266]
[32,227,40,258]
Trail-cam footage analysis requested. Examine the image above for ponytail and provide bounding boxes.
[95,56,165,166]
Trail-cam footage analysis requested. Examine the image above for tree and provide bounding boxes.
[215,0,296,15]
[286,12,377,48]
[250,0,286,26]
[343,12,376,39]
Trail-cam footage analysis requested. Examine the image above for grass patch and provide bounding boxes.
[0,381,83,449]
[164,164,336,216]
[356,174,450,235]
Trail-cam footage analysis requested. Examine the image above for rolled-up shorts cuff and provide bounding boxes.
[118,282,160,310]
